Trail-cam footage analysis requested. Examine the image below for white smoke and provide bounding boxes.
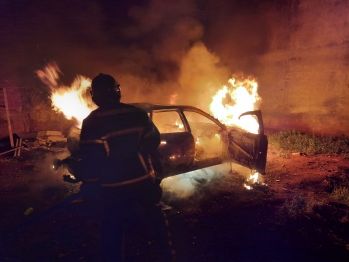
[161,163,233,198]
[161,162,263,201]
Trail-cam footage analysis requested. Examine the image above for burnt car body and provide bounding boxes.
[57,103,268,180]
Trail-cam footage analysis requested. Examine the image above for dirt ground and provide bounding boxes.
[0,145,349,262]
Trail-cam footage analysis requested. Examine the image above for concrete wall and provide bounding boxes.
[256,0,349,135]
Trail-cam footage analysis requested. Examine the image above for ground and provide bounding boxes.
[0,145,349,262]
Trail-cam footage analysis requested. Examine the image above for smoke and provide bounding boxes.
[160,163,254,202]
[1,0,234,111]
[0,0,275,139]
[28,149,80,195]
[177,42,230,110]
[112,0,231,110]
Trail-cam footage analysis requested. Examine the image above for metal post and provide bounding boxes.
[3,88,14,147]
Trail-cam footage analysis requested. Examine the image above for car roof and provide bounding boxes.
[131,103,226,128]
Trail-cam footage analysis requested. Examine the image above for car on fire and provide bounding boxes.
[57,103,268,180]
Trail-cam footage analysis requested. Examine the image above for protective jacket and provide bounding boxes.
[77,102,161,190]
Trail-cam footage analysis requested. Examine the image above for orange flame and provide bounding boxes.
[36,63,96,128]
[209,77,261,134]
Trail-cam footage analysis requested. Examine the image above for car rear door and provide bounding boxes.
[181,109,227,171]
[151,109,195,178]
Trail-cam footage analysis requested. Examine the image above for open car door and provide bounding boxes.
[227,110,268,174]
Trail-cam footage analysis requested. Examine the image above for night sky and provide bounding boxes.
[0,0,276,107]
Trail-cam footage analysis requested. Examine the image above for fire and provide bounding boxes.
[209,77,261,134]
[247,172,259,183]
[210,77,262,189]
[244,171,259,190]
[36,62,96,128]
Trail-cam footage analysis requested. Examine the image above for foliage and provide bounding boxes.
[331,186,349,205]
[268,130,349,155]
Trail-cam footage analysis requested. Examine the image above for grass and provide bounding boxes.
[279,194,317,219]
[268,131,349,155]
[331,186,349,205]
[270,131,349,248]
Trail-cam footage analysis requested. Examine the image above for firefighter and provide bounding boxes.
[76,73,175,261]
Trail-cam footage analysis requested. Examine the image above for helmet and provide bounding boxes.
[91,73,121,107]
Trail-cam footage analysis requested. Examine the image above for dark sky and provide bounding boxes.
[0,0,277,107]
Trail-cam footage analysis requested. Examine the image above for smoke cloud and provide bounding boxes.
[1,0,271,113]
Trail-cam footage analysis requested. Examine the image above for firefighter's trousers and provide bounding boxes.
[99,186,174,262]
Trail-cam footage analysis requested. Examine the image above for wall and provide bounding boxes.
[257,0,349,135]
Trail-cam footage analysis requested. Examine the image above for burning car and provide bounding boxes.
[56,103,267,181]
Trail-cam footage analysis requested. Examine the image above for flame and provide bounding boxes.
[37,64,261,135]
[243,171,260,190]
[247,172,259,184]
[209,77,261,134]
[36,63,96,128]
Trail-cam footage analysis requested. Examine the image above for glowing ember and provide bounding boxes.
[209,77,261,134]
[36,62,96,128]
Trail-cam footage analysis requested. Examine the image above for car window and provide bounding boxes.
[183,111,223,159]
[152,111,185,134]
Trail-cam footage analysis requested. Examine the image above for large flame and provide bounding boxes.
[209,77,261,134]
[36,63,96,128]
[37,63,260,134]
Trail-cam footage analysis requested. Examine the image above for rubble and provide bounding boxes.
[36,130,67,149]
[15,130,67,151]
[10,130,68,154]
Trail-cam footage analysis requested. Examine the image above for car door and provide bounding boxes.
[227,110,268,174]
[151,109,195,179]
[181,109,227,171]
